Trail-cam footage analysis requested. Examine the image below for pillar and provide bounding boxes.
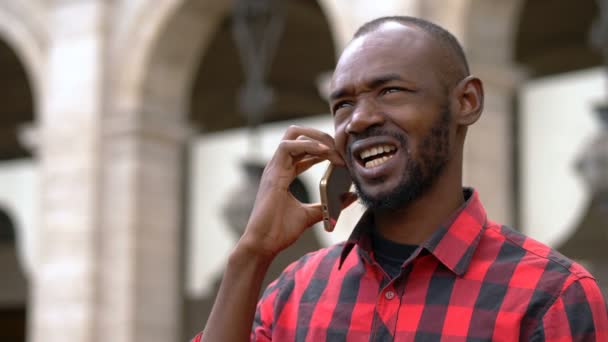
[31,1,106,341]
[464,62,525,226]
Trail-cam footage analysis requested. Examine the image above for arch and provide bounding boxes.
[514,0,601,77]
[0,2,45,112]
[110,0,231,119]
[463,0,524,66]
[188,0,337,132]
[463,0,604,248]
[0,2,42,278]
[112,0,342,123]
[512,0,603,249]
[0,40,35,160]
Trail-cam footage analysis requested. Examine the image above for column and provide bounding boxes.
[30,1,107,342]
[97,104,189,342]
[464,62,525,226]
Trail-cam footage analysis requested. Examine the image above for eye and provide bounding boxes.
[380,87,405,95]
[332,101,353,115]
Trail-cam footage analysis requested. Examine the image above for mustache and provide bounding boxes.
[346,127,408,157]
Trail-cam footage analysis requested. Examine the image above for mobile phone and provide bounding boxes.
[319,164,353,232]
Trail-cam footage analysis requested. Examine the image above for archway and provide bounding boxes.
[113,0,337,338]
[465,0,605,283]
[0,34,38,342]
[515,0,601,77]
[0,39,34,160]
[513,0,601,245]
[513,0,606,291]
[182,0,336,338]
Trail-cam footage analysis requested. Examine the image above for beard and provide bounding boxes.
[347,108,451,210]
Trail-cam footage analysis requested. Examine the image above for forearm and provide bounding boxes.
[201,125,339,341]
[202,243,273,342]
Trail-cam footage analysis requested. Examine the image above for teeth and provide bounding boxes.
[364,155,393,168]
[359,144,396,160]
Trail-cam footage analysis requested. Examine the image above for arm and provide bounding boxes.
[201,126,344,342]
[530,277,608,341]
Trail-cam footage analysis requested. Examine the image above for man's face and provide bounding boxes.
[329,23,454,210]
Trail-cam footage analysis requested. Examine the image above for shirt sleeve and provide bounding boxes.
[531,277,608,341]
[251,256,305,341]
[191,255,306,342]
[190,332,202,342]
[251,299,273,341]
[190,299,274,342]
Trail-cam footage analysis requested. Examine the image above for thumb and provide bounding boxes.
[303,203,324,226]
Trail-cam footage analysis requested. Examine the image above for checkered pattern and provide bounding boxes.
[193,189,608,341]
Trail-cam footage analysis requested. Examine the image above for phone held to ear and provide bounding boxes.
[319,163,354,232]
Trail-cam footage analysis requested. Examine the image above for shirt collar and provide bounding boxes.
[339,188,487,276]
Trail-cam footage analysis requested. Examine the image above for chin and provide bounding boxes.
[356,177,420,211]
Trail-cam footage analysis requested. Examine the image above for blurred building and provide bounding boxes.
[0,0,604,341]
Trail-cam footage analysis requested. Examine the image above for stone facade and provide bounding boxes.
[0,0,601,341]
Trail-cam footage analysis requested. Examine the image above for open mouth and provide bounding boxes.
[358,144,397,168]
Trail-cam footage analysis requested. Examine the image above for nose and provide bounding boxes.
[345,99,385,135]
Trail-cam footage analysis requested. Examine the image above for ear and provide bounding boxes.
[452,75,484,127]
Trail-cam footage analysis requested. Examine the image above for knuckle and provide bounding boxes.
[283,125,304,140]
[296,135,309,141]
[286,125,300,134]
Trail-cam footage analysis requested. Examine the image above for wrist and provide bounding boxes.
[230,237,275,270]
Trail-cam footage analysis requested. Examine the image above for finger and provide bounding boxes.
[292,136,345,166]
[302,203,324,227]
[283,125,336,150]
[283,128,346,167]
[294,156,324,175]
[291,149,344,168]
[275,140,345,171]
[283,140,329,159]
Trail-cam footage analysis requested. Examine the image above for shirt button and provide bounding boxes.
[384,290,395,300]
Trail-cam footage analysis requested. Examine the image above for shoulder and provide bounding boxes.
[478,222,607,337]
[483,221,593,281]
[470,220,596,310]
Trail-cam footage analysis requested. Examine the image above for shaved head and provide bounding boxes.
[353,16,469,90]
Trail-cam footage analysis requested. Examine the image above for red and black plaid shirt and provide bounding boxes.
[194,189,608,341]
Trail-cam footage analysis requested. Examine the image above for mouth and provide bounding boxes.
[355,143,398,169]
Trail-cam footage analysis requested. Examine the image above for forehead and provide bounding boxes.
[331,23,441,91]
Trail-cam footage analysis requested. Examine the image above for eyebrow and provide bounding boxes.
[329,73,404,101]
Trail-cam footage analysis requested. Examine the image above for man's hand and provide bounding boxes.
[237,125,345,260]
[202,126,344,342]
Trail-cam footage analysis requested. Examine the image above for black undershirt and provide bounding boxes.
[371,229,418,279]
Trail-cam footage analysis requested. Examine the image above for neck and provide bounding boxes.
[373,162,464,245]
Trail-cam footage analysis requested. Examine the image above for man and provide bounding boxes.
[197,16,608,341]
